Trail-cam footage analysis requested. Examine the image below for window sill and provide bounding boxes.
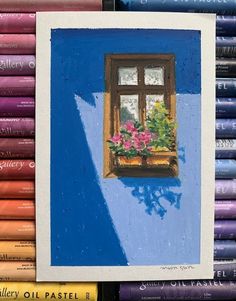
[109,152,178,178]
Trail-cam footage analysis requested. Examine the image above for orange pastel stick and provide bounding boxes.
[0,241,35,261]
[0,200,34,219]
[0,181,34,198]
[0,220,35,240]
[0,261,35,281]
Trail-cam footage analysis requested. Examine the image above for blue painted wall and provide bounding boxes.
[50,29,201,266]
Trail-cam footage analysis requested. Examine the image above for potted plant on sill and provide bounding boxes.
[107,101,177,168]
[146,101,177,165]
[107,120,153,167]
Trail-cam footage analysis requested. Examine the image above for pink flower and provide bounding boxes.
[139,130,152,144]
[110,134,122,144]
[134,140,143,151]
[123,121,137,133]
[123,140,132,150]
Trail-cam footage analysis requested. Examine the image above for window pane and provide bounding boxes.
[144,67,164,85]
[146,94,164,115]
[120,95,139,124]
[118,67,138,85]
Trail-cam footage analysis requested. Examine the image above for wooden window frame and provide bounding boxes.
[103,54,178,178]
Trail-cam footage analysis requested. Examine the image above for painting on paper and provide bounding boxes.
[36,12,215,281]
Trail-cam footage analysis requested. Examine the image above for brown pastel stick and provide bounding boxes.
[0,160,35,179]
[0,180,34,198]
[0,220,35,240]
[0,261,35,281]
[0,241,35,260]
[0,200,34,219]
[0,138,34,158]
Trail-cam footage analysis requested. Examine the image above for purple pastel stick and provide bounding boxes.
[215,220,236,239]
[0,118,34,137]
[214,240,236,259]
[215,201,236,219]
[0,76,35,96]
[215,180,236,199]
[214,262,236,280]
[0,55,35,75]
[120,281,236,301]
[0,97,34,117]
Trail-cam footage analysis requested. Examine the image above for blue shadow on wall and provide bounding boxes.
[120,178,182,219]
[51,87,128,266]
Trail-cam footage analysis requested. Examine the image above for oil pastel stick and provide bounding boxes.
[116,0,236,14]
[0,282,97,300]
[0,118,34,137]
[216,119,236,138]
[216,140,236,158]
[214,262,236,280]
[0,77,35,96]
[0,0,102,12]
[0,97,34,117]
[216,37,236,58]
[0,220,35,240]
[0,55,35,75]
[214,240,236,259]
[0,241,35,260]
[216,16,236,36]
[216,59,236,78]
[215,180,236,199]
[120,280,236,301]
[0,181,34,199]
[0,138,34,158]
[215,201,236,219]
[0,160,34,179]
[0,34,35,54]
[0,200,34,219]
[216,79,236,97]
[0,261,35,281]
[215,220,236,239]
[0,14,36,33]
[216,99,236,118]
[215,160,236,178]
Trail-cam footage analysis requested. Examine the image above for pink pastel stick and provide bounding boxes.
[0,14,35,33]
[0,0,102,12]
[0,77,35,96]
[0,118,35,137]
[0,34,35,54]
[0,97,34,117]
[0,55,35,75]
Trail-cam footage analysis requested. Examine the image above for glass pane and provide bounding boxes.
[144,67,164,85]
[120,95,139,124]
[146,95,164,115]
[118,67,138,85]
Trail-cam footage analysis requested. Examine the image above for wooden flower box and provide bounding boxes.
[112,151,178,177]
[115,151,177,168]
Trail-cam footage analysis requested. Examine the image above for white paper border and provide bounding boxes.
[36,12,215,282]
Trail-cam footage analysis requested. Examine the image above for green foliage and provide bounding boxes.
[146,101,176,151]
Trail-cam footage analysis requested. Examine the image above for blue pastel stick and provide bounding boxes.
[216,160,236,178]
[217,16,236,36]
[216,98,236,118]
[216,119,236,138]
[116,0,236,14]
[216,139,236,158]
[216,79,236,97]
